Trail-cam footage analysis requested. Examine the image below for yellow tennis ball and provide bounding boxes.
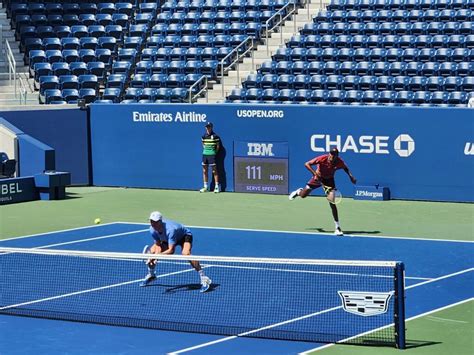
[94,218,101,224]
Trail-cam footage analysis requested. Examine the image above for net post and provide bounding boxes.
[394,262,406,350]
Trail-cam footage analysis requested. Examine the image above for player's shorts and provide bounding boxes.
[176,234,193,247]
[306,176,336,190]
[202,155,216,166]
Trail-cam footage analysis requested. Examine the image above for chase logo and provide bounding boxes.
[394,134,415,157]
[464,143,474,156]
[338,291,393,317]
[247,143,274,157]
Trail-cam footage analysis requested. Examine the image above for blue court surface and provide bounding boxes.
[0,223,473,355]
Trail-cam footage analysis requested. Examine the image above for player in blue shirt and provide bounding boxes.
[140,211,212,292]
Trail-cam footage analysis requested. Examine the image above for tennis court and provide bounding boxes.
[1,221,472,355]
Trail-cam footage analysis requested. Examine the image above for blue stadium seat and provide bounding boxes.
[308,61,325,75]
[46,3,63,16]
[260,74,279,89]
[152,60,171,74]
[44,89,63,104]
[377,90,396,104]
[344,90,362,103]
[59,75,79,90]
[111,13,128,27]
[461,76,474,91]
[372,62,390,76]
[155,88,173,100]
[294,89,311,102]
[62,88,80,103]
[118,48,137,62]
[227,88,247,101]
[443,76,462,91]
[156,47,172,60]
[245,88,263,101]
[62,49,80,64]
[62,4,80,16]
[124,88,143,101]
[38,26,55,39]
[412,91,432,105]
[430,91,449,105]
[342,75,360,90]
[292,74,310,89]
[79,49,96,63]
[359,75,376,90]
[309,89,329,103]
[130,74,150,88]
[276,74,295,89]
[78,74,98,90]
[46,50,63,63]
[116,2,134,16]
[52,62,71,77]
[148,74,167,88]
[105,25,123,39]
[39,76,60,95]
[70,62,88,76]
[97,13,113,27]
[139,88,158,101]
[425,76,444,91]
[80,37,99,50]
[98,3,116,15]
[408,76,427,91]
[33,62,52,87]
[61,38,80,51]
[405,61,422,76]
[439,62,458,77]
[80,14,97,26]
[166,74,186,88]
[388,62,407,76]
[107,74,127,90]
[261,88,279,101]
[309,74,328,90]
[184,60,203,74]
[168,60,186,74]
[326,75,343,89]
[79,3,98,15]
[28,50,46,69]
[186,47,203,60]
[456,62,474,76]
[43,38,62,51]
[277,89,296,102]
[135,61,153,74]
[79,88,97,104]
[71,25,88,39]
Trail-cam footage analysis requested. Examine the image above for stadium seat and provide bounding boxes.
[70,62,88,76]
[294,89,311,102]
[377,90,396,104]
[61,38,80,51]
[79,88,97,104]
[43,38,62,51]
[62,88,80,103]
[44,89,63,104]
[52,62,71,77]
[79,74,98,90]
[59,75,79,90]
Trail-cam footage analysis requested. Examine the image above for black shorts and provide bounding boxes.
[202,155,216,166]
[176,234,193,248]
[307,177,336,190]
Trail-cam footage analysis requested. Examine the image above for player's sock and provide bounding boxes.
[147,264,156,276]
[204,182,208,189]
[335,221,340,229]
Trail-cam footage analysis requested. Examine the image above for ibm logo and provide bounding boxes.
[247,143,274,157]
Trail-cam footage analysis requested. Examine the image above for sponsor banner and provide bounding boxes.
[338,291,393,317]
[234,141,289,158]
[354,185,390,201]
[0,177,37,205]
[90,104,473,202]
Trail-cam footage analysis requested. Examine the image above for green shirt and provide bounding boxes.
[202,132,220,155]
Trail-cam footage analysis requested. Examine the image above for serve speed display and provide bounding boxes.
[233,142,289,195]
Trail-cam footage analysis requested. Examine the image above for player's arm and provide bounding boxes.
[304,158,320,178]
[343,167,357,184]
[160,243,176,255]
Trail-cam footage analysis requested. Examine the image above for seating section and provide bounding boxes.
[227,0,474,106]
[5,0,293,104]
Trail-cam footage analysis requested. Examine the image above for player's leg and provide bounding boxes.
[140,243,163,287]
[182,236,211,292]
[200,158,209,192]
[211,163,220,192]
[329,204,343,236]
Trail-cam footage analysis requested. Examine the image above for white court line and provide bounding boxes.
[301,298,474,354]
[0,222,120,241]
[168,306,342,355]
[120,222,474,244]
[168,267,474,354]
[0,268,195,311]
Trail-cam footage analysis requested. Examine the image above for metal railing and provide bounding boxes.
[264,1,298,55]
[219,36,255,98]
[188,75,208,103]
[17,74,27,105]
[4,39,16,94]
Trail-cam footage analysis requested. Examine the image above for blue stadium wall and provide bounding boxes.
[0,108,89,185]
[90,104,473,202]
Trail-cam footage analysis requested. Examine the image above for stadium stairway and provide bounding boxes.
[199,0,329,103]
[0,2,36,106]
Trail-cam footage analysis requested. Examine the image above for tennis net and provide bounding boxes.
[0,247,405,348]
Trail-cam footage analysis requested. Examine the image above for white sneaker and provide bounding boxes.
[199,187,208,193]
[335,227,344,236]
[200,276,212,293]
[214,186,220,193]
[289,188,302,200]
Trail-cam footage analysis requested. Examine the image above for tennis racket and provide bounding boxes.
[320,182,343,205]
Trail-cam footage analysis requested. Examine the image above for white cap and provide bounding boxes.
[149,211,162,222]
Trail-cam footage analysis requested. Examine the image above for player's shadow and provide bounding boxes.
[149,283,219,294]
[307,228,381,235]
